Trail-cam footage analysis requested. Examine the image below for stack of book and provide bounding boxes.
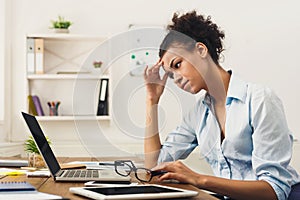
[27,95,44,116]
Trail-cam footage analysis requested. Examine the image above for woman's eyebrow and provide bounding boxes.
[169,58,176,68]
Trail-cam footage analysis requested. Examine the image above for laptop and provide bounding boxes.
[21,112,130,182]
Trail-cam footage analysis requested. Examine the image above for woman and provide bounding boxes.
[143,11,300,200]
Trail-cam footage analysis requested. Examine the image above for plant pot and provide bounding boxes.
[28,153,46,168]
[54,28,69,33]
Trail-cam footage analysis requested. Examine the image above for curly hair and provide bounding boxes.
[159,11,225,65]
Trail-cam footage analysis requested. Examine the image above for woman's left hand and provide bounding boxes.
[151,160,201,186]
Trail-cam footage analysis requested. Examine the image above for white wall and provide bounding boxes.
[0,0,5,141]
[5,0,300,160]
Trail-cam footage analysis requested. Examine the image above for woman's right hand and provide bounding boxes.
[144,61,169,103]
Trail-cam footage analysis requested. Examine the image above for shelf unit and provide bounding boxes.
[24,33,118,157]
[26,33,111,120]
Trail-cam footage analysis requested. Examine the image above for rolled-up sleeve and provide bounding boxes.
[251,86,298,200]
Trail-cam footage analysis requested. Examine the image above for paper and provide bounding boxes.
[0,167,51,177]
[0,159,28,167]
[27,170,51,177]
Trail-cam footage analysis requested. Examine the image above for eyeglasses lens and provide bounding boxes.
[136,168,152,182]
[116,162,131,176]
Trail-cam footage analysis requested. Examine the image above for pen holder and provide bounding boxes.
[48,101,60,116]
[49,107,58,116]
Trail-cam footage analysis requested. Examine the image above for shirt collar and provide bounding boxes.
[203,70,248,106]
[226,70,248,105]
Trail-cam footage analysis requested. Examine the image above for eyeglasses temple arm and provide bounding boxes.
[151,170,167,177]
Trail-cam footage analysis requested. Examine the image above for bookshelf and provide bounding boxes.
[24,33,113,156]
[25,33,111,120]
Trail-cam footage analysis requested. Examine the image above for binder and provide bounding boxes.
[27,95,38,116]
[34,38,44,74]
[32,95,44,116]
[26,38,35,74]
[97,78,109,115]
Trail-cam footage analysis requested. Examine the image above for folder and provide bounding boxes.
[97,79,109,116]
[34,38,44,74]
[27,95,38,116]
[26,38,35,74]
[32,95,44,116]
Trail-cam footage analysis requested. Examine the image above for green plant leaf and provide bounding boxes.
[50,15,72,29]
[24,136,51,154]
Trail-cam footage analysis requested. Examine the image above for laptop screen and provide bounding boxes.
[22,112,60,176]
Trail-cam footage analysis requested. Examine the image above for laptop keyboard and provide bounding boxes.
[62,170,99,178]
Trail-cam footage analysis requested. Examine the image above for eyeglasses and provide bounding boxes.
[114,160,166,182]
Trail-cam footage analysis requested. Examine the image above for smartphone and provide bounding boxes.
[84,180,132,187]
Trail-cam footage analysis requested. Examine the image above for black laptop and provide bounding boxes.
[21,112,130,182]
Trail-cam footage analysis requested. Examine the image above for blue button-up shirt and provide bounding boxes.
[158,71,300,200]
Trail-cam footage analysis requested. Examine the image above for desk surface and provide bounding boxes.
[0,157,217,200]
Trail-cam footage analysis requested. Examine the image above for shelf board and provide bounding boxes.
[27,33,107,41]
[36,115,111,121]
[27,74,109,80]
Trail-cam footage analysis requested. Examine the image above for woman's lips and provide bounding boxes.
[181,80,189,91]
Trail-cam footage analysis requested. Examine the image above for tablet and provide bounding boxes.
[70,184,198,199]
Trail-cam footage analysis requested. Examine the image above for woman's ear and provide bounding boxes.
[195,42,208,58]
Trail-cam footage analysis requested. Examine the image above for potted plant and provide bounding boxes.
[24,136,51,168]
[50,15,72,33]
[93,61,103,68]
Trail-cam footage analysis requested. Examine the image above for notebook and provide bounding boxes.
[21,112,130,182]
[0,181,65,199]
[0,181,36,192]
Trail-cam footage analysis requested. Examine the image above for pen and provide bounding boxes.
[56,101,60,109]
[6,171,26,176]
[99,162,115,166]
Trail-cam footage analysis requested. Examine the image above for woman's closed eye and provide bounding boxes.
[172,61,181,69]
